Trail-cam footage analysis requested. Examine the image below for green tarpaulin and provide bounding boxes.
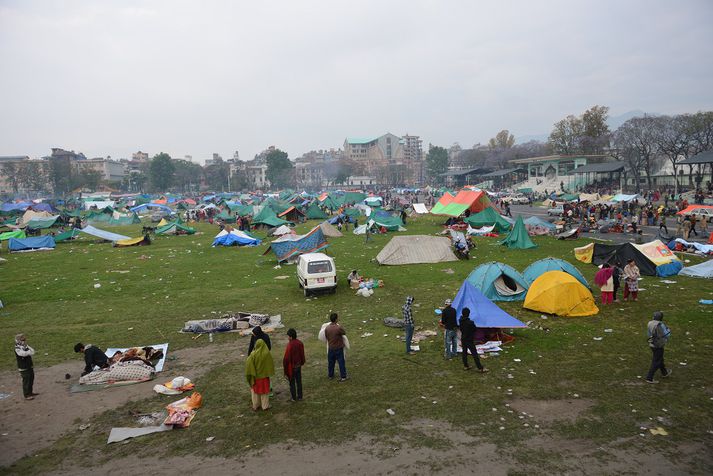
[305,202,328,220]
[500,216,537,249]
[26,216,60,229]
[0,230,26,241]
[343,208,362,218]
[156,221,196,235]
[54,229,81,242]
[430,201,469,217]
[320,196,338,210]
[216,210,237,223]
[369,214,404,231]
[253,207,291,228]
[465,207,512,233]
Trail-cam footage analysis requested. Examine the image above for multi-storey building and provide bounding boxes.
[343,133,425,185]
[74,158,127,183]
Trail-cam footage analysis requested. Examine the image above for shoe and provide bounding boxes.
[479,368,489,373]
[30,393,39,396]
[24,396,34,400]
[407,351,417,355]
[339,377,349,382]
[645,379,659,384]
[662,369,672,378]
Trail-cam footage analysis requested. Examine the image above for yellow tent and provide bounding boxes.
[524,270,599,317]
[157,218,169,227]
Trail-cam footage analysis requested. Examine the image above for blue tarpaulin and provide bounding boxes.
[523,258,588,287]
[212,230,261,247]
[8,235,56,251]
[129,203,174,214]
[452,281,527,328]
[263,226,328,262]
[79,225,130,242]
[1,202,31,212]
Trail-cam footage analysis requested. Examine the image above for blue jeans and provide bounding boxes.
[327,347,347,379]
[404,324,414,353]
[444,329,458,358]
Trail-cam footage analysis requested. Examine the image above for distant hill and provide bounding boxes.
[515,109,650,144]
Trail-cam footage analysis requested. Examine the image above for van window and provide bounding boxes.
[308,260,332,274]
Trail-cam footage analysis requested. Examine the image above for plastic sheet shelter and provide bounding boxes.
[524,270,599,317]
[79,225,130,242]
[252,207,292,228]
[263,226,328,262]
[574,240,680,277]
[464,207,511,233]
[430,190,491,217]
[452,281,527,328]
[305,202,328,220]
[8,235,56,252]
[523,257,588,287]
[466,262,529,302]
[212,229,261,247]
[376,235,458,265]
[679,259,713,279]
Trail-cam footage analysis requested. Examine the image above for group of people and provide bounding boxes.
[594,258,640,305]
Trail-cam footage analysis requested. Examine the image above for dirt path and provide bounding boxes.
[0,342,240,467]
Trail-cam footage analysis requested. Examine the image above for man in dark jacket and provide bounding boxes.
[645,311,672,384]
[74,343,109,376]
[15,334,37,400]
[440,299,458,359]
[459,308,488,373]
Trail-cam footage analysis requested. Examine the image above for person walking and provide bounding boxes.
[645,311,672,384]
[459,308,488,373]
[402,296,416,355]
[245,339,274,411]
[324,313,348,381]
[440,299,458,359]
[623,259,640,301]
[15,334,37,400]
[283,328,305,402]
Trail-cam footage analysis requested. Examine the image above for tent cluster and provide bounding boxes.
[574,240,682,277]
[465,259,598,317]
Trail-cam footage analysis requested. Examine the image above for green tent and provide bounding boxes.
[560,193,579,202]
[343,208,362,219]
[500,216,537,249]
[305,202,328,220]
[0,230,26,241]
[369,213,404,231]
[465,207,512,233]
[320,196,338,210]
[253,206,291,228]
[216,210,237,223]
[156,221,196,235]
[26,216,60,229]
[107,213,141,226]
[54,229,81,242]
[341,192,367,205]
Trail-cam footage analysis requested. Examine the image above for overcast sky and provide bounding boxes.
[1,0,712,163]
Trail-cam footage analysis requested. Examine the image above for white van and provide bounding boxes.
[297,252,337,297]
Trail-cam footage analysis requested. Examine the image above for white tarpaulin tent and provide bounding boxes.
[84,200,115,210]
[679,260,713,279]
[80,225,130,242]
[376,235,458,265]
[412,203,429,214]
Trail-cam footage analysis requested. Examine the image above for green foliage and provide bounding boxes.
[149,152,175,192]
[426,146,449,184]
[265,148,293,189]
[173,160,203,193]
[488,129,515,149]
[549,105,610,155]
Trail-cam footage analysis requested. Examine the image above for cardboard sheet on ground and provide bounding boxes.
[105,343,168,372]
[107,424,173,444]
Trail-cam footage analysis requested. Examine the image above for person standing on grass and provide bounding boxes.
[283,328,305,402]
[594,263,615,305]
[247,326,271,355]
[15,334,37,400]
[402,296,416,355]
[440,299,458,359]
[324,313,348,381]
[245,339,274,411]
[623,259,640,302]
[459,308,488,373]
[645,311,672,384]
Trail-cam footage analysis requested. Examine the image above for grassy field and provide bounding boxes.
[1,215,712,473]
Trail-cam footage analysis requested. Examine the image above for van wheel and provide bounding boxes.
[330,287,336,294]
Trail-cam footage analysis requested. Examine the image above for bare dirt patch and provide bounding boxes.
[0,342,242,467]
[509,398,594,423]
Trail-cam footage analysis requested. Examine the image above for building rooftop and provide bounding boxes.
[346,137,378,145]
[0,155,29,161]
[439,167,490,177]
[481,167,525,177]
[573,162,626,173]
[679,150,713,165]
[510,154,609,164]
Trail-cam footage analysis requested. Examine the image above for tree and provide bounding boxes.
[203,158,231,191]
[580,105,611,153]
[0,162,20,193]
[79,169,103,191]
[652,114,690,194]
[425,146,449,184]
[48,156,75,196]
[173,159,203,193]
[612,116,659,192]
[230,167,250,191]
[488,130,515,149]
[149,153,175,192]
[549,115,584,154]
[265,148,293,189]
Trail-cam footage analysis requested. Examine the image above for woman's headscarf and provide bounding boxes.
[245,339,274,387]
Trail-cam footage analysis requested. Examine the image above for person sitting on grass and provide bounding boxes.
[74,343,109,376]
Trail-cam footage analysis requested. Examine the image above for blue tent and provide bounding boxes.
[1,202,31,212]
[263,226,328,262]
[129,203,174,214]
[452,281,527,328]
[212,230,261,247]
[466,261,529,301]
[8,235,56,251]
[523,216,556,230]
[523,257,588,287]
